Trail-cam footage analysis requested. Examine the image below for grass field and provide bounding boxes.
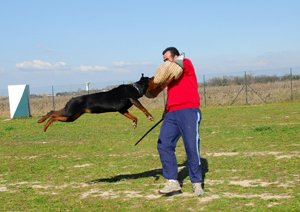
[1,101,299,211]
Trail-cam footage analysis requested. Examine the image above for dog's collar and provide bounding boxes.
[132,83,143,96]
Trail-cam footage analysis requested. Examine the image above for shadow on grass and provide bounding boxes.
[88,158,208,187]
[178,158,209,189]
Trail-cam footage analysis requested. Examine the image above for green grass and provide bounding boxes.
[1,101,300,211]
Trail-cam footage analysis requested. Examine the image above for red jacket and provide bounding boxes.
[166,58,200,112]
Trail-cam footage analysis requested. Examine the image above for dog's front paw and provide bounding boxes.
[148,115,154,121]
[132,120,137,129]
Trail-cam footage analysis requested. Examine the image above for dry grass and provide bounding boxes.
[0,80,299,118]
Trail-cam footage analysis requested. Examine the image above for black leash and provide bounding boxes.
[134,118,163,146]
[135,88,167,146]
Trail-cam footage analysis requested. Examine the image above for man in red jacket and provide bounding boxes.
[149,47,204,196]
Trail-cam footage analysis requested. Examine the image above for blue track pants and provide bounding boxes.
[157,108,202,183]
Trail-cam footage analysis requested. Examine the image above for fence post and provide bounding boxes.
[203,74,207,107]
[52,85,55,110]
[85,82,90,94]
[244,71,248,104]
[290,68,293,100]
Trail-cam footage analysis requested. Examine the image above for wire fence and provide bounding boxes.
[0,68,299,118]
[201,69,299,106]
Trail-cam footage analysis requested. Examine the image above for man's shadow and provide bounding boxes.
[88,158,208,188]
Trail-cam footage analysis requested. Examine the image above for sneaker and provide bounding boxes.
[159,180,182,195]
[192,183,204,196]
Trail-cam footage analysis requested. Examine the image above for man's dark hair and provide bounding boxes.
[162,47,180,57]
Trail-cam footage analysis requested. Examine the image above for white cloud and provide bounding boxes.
[16,59,67,70]
[75,65,108,72]
[112,61,132,68]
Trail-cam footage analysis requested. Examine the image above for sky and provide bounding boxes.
[1,0,300,94]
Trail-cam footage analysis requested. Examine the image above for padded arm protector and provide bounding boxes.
[153,61,183,85]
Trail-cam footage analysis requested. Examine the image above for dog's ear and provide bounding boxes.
[139,73,144,80]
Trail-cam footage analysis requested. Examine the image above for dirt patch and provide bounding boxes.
[227,179,290,187]
[274,151,300,159]
[8,181,41,186]
[206,152,239,157]
[268,202,281,208]
[1,181,89,194]
[198,194,220,204]
[206,179,295,188]
[73,163,93,168]
[3,155,40,160]
[0,186,8,192]
[205,180,225,185]
[38,191,59,195]
[223,192,292,200]
[31,185,52,189]
[1,179,294,205]
[205,151,300,160]
[80,189,161,200]
[80,189,119,199]
[144,194,162,200]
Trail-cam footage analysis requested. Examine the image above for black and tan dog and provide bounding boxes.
[38,75,154,132]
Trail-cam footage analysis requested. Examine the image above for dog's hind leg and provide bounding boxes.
[37,111,54,123]
[37,109,65,123]
[43,112,84,132]
[43,117,64,132]
[129,98,154,121]
[120,110,138,128]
